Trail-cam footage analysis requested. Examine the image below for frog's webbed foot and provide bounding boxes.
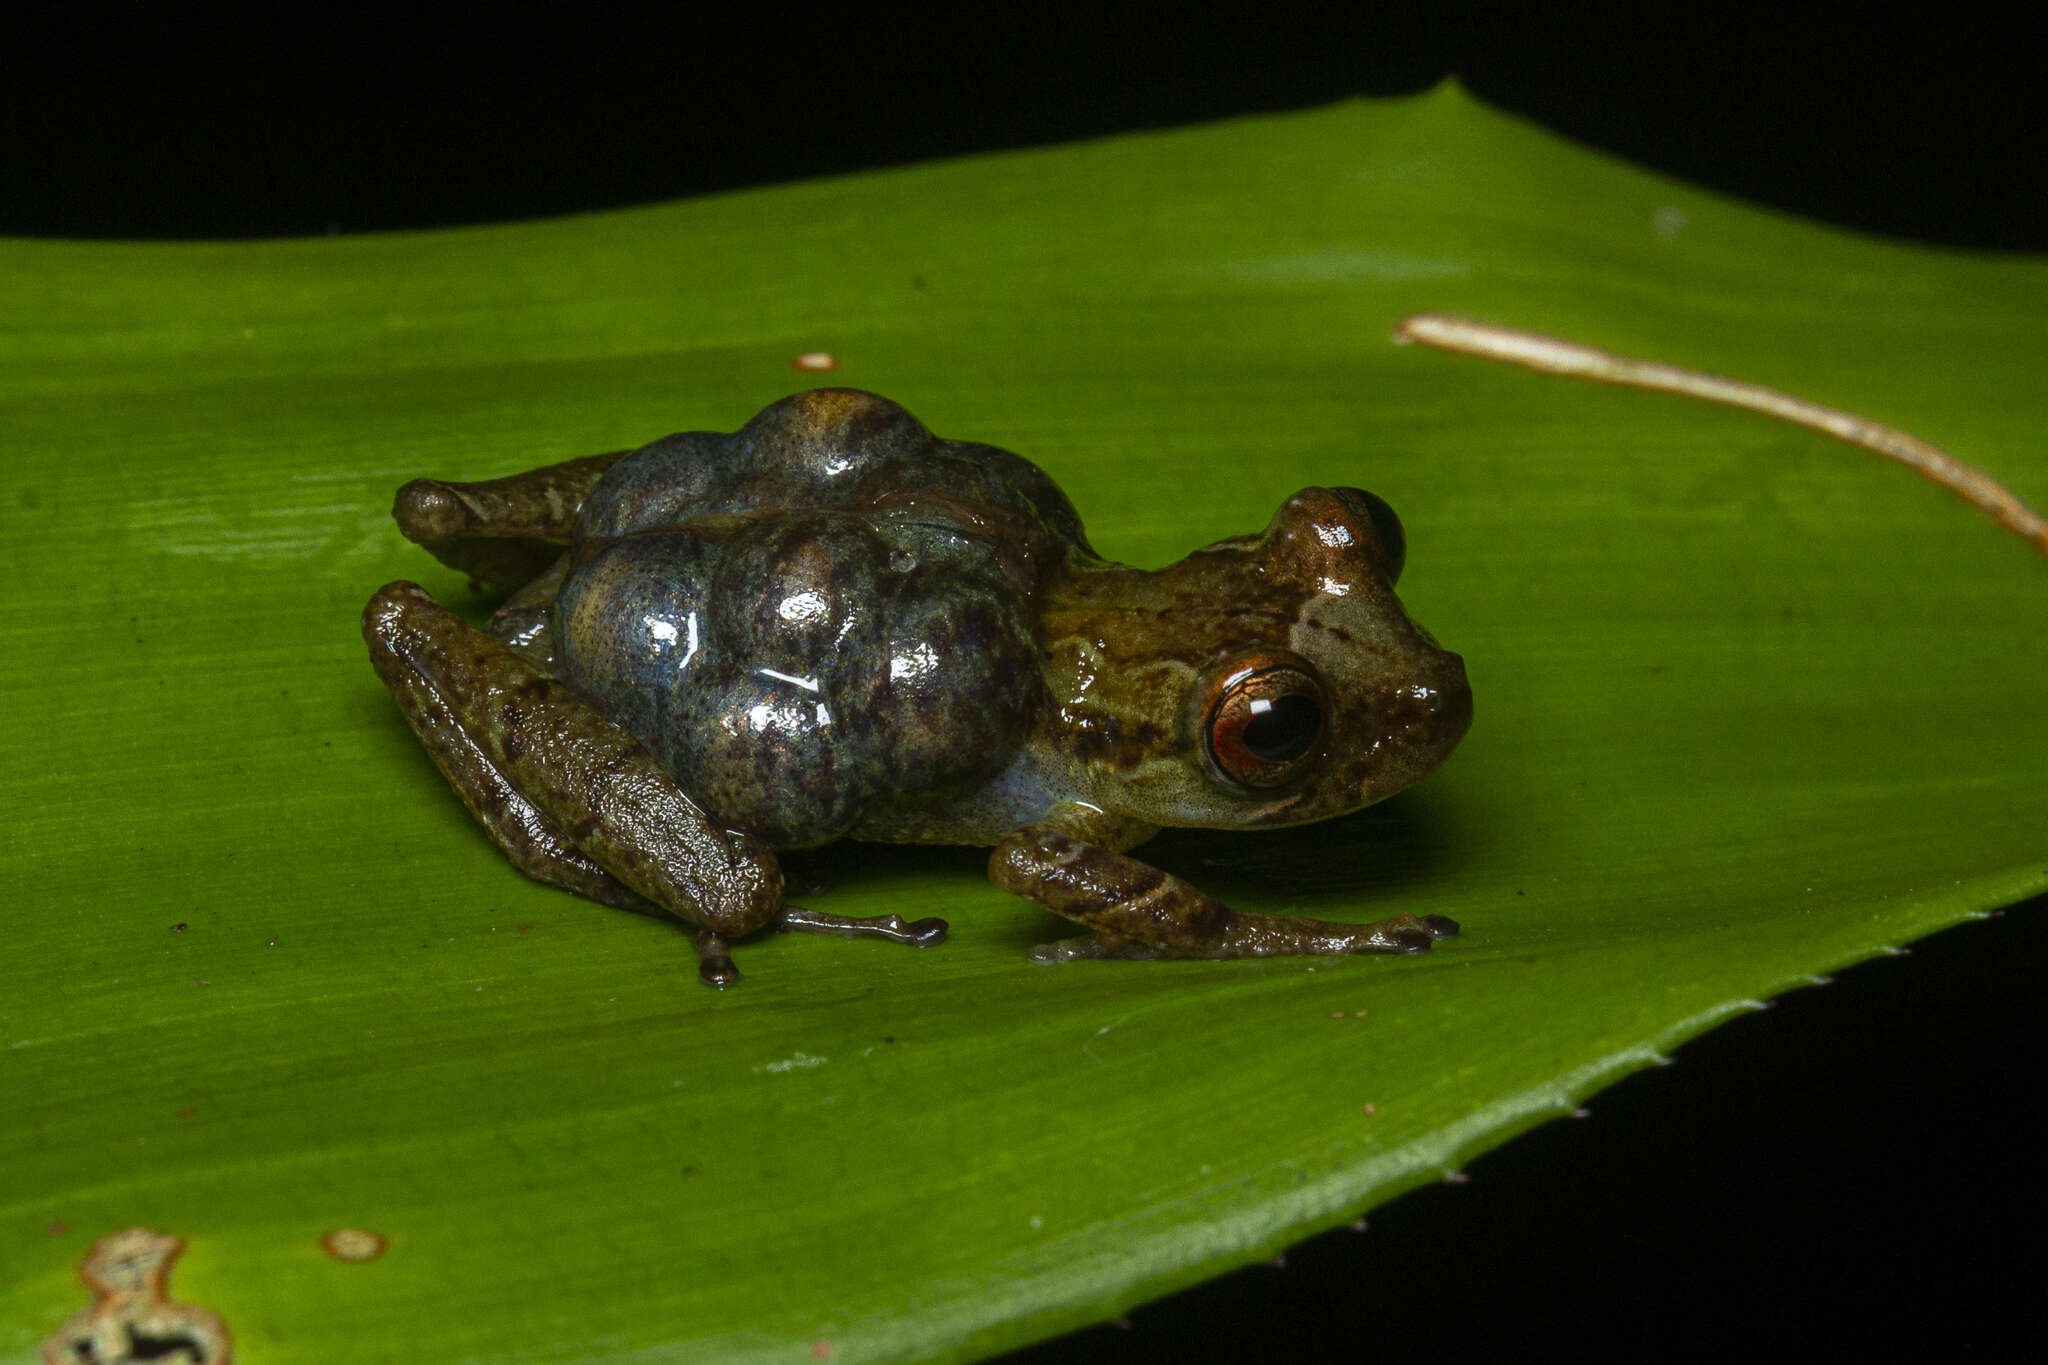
[775,905,950,947]
[690,929,742,987]
[993,827,1458,964]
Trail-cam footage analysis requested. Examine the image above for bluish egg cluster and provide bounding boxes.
[552,391,1088,845]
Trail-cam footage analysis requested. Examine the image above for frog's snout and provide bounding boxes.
[1361,644,1471,795]
[1430,649,1474,752]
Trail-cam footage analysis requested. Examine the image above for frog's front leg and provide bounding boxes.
[989,811,1457,964]
[393,450,629,595]
[363,581,942,984]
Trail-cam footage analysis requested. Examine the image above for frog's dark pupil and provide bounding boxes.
[1242,693,1321,762]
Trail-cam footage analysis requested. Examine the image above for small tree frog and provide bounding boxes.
[363,390,1471,984]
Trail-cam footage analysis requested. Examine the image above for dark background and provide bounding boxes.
[5,9,2042,248]
[10,7,2041,1359]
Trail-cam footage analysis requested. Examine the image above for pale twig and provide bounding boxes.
[1393,312,2048,558]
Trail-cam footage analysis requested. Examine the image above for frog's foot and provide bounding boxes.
[775,905,950,947]
[691,928,742,987]
[1029,912,1456,964]
[1210,910,1460,958]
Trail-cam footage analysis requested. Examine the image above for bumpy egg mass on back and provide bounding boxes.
[552,391,1087,847]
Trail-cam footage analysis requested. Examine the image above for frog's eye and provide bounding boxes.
[1333,487,1406,586]
[1204,664,1328,789]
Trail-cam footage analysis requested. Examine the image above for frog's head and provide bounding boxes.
[1041,487,1470,830]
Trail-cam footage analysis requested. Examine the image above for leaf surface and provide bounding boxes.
[4,84,2044,1363]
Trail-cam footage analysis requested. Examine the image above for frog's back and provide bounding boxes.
[553,390,1087,847]
[577,389,1091,559]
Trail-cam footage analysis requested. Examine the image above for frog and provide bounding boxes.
[362,389,1471,985]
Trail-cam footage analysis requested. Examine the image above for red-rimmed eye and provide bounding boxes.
[1203,664,1328,789]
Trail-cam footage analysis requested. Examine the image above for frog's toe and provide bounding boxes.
[775,905,950,947]
[690,929,742,987]
[1359,911,1460,954]
[899,916,950,946]
[864,914,948,947]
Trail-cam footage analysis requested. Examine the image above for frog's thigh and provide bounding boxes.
[362,581,782,943]
[990,829,1457,961]
[394,450,628,593]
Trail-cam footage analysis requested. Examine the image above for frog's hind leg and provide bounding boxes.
[394,450,629,595]
[992,828,1457,963]
[363,579,784,985]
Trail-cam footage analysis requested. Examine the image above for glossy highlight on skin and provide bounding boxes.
[363,390,1471,983]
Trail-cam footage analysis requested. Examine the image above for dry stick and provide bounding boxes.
[1394,313,2048,559]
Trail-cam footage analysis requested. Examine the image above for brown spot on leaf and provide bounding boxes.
[792,351,838,372]
[320,1228,387,1262]
[40,1227,233,1364]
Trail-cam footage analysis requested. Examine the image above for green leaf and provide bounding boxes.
[5,84,2043,1363]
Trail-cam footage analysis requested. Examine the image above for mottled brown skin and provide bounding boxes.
[363,390,1471,984]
